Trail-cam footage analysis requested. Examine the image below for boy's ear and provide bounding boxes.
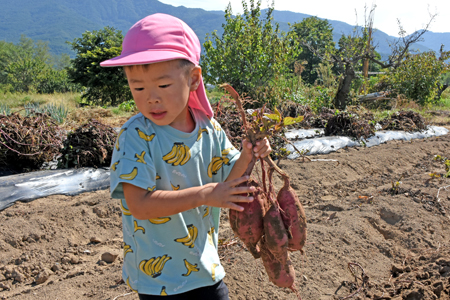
[189,66,202,91]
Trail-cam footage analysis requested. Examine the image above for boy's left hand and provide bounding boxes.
[241,137,272,162]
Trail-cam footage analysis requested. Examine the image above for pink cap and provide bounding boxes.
[100,13,213,118]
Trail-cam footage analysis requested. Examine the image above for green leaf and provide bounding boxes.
[283,116,304,126]
[264,113,281,122]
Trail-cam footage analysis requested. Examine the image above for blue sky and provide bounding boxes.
[158,0,449,37]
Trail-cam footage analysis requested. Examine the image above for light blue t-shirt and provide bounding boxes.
[110,108,240,296]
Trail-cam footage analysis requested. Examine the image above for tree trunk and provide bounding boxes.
[334,64,355,109]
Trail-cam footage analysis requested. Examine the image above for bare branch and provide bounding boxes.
[368,12,437,69]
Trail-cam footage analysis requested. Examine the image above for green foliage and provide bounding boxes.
[383,51,450,105]
[118,99,137,112]
[0,36,77,93]
[291,17,335,85]
[67,26,131,106]
[43,103,69,124]
[290,84,336,112]
[445,160,450,178]
[0,104,11,116]
[24,102,69,124]
[441,72,450,85]
[202,0,298,108]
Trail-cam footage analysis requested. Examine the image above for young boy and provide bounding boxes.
[100,13,271,299]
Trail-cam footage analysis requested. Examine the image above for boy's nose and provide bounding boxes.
[147,92,160,103]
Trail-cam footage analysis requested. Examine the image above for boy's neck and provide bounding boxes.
[170,107,196,133]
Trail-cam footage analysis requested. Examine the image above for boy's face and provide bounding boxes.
[124,60,201,132]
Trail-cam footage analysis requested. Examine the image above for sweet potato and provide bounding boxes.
[229,180,266,258]
[277,177,307,252]
[260,236,296,289]
[263,202,289,265]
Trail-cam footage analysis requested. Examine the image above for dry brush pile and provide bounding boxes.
[57,119,117,169]
[0,112,65,171]
[0,110,117,173]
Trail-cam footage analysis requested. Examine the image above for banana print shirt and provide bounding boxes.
[110,108,240,296]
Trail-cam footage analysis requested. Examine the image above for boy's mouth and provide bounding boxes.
[150,111,167,120]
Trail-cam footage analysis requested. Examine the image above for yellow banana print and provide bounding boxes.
[136,128,155,142]
[208,227,215,246]
[115,128,127,151]
[135,151,147,164]
[139,254,171,278]
[111,160,120,171]
[182,259,200,276]
[123,244,133,258]
[210,120,221,132]
[173,144,185,167]
[148,186,156,192]
[207,157,229,178]
[149,217,171,224]
[203,206,210,218]
[119,167,138,180]
[134,220,145,234]
[162,143,191,166]
[120,200,132,216]
[126,277,137,293]
[171,182,180,190]
[156,174,161,180]
[174,224,198,248]
[179,144,191,166]
[221,147,234,156]
[211,263,219,281]
[163,144,179,164]
[160,286,168,296]
[197,128,208,141]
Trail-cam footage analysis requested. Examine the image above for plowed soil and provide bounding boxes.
[0,128,449,300]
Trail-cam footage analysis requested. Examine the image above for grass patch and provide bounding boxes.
[0,92,80,111]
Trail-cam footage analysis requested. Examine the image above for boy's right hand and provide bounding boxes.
[202,176,255,212]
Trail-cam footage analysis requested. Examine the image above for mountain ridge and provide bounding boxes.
[0,0,447,58]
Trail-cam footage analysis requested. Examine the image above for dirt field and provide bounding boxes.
[0,127,449,300]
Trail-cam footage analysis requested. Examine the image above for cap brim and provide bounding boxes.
[100,50,192,67]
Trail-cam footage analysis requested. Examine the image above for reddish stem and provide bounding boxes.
[260,159,267,194]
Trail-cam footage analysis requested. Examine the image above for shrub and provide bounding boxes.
[381,51,450,105]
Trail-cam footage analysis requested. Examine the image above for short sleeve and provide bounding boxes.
[110,125,157,199]
[210,118,241,182]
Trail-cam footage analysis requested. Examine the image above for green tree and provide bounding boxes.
[0,35,74,93]
[67,26,130,106]
[291,16,335,85]
[383,50,450,105]
[5,54,47,92]
[202,0,298,107]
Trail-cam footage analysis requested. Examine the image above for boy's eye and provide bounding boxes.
[135,88,144,91]
[159,84,170,88]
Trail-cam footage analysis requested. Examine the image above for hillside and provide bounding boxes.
[0,0,447,58]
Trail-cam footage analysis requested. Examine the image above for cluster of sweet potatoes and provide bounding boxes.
[221,83,307,297]
[229,162,307,295]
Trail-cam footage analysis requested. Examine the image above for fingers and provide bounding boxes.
[253,139,272,158]
[229,203,245,212]
[227,195,254,212]
[229,175,251,186]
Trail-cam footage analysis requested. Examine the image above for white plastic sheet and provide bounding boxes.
[0,168,110,211]
[286,126,449,159]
